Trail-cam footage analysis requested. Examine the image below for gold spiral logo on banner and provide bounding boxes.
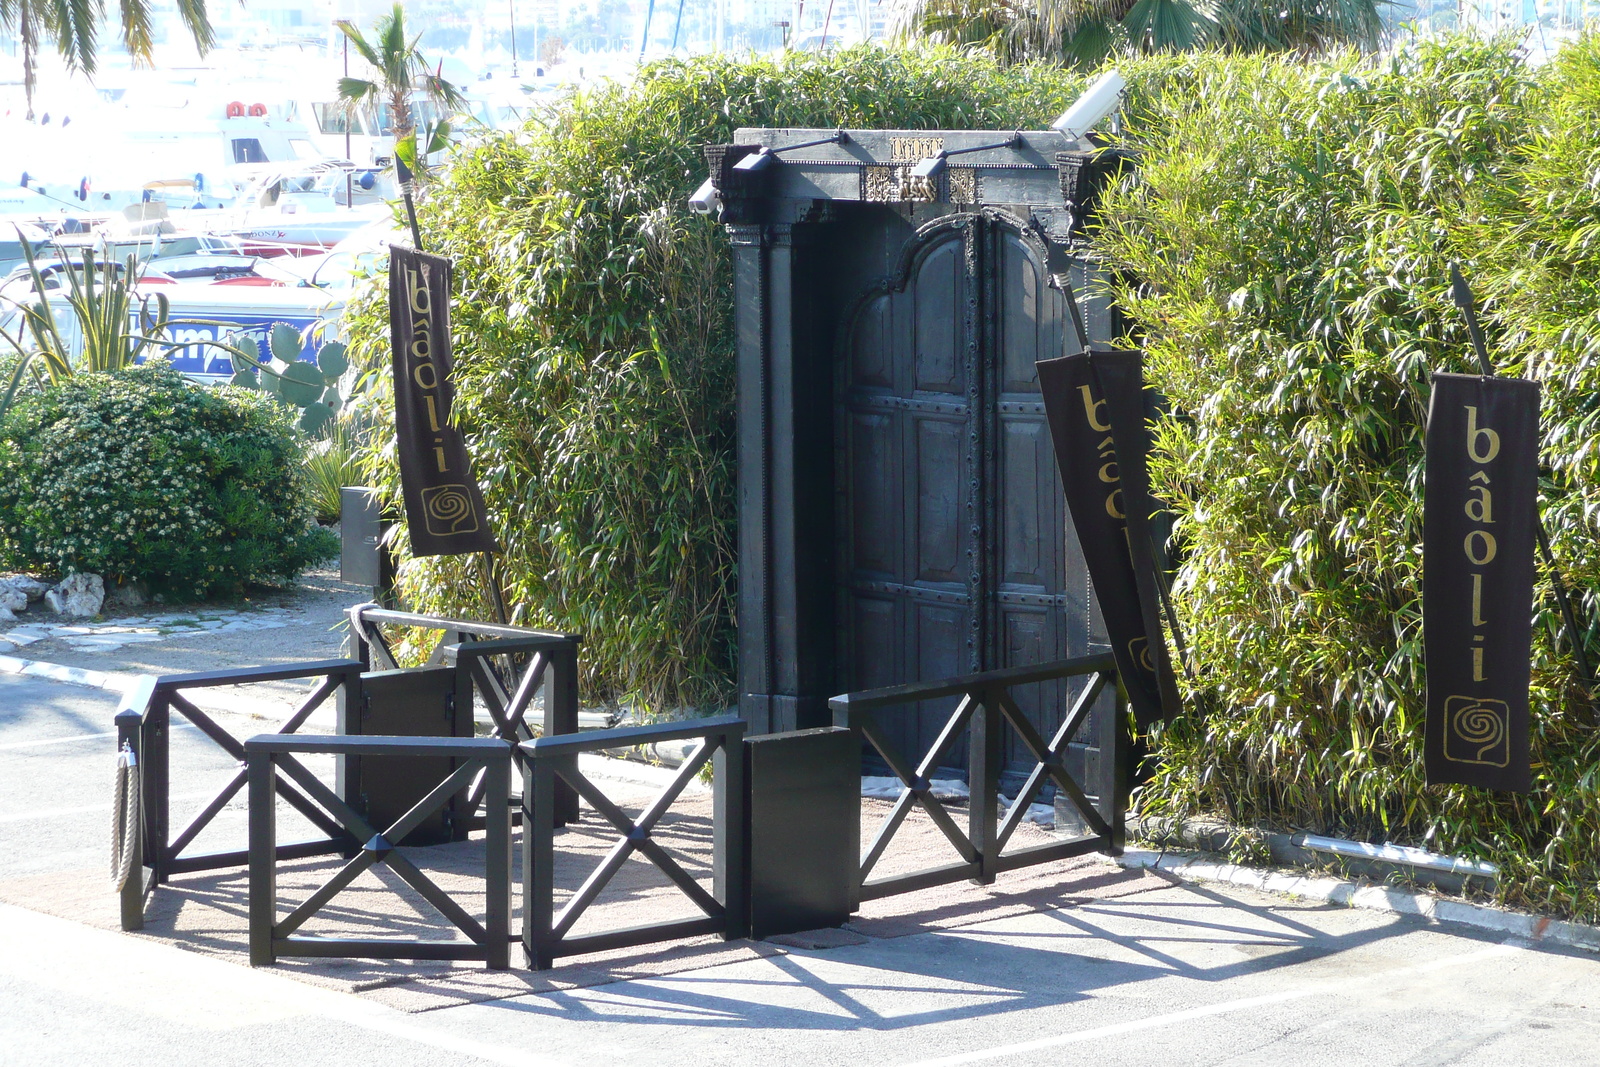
[421,483,479,536]
[1443,695,1510,767]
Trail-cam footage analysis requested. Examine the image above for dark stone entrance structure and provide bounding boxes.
[711,128,1126,790]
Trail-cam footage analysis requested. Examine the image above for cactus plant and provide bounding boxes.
[225,321,350,434]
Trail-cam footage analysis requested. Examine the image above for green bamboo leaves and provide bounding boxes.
[1097,40,1600,920]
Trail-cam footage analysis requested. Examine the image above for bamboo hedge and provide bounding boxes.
[342,38,1600,915]
[1101,37,1600,918]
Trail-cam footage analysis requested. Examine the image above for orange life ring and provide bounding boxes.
[248,102,267,117]
[226,100,245,118]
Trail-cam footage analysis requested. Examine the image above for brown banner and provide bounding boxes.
[1423,372,1538,791]
[388,245,498,557]
[1038,348,1180,726]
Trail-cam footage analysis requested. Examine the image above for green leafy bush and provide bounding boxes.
[340,45,1090,710]
[0,363,337,597]
[1096,39,1600,918]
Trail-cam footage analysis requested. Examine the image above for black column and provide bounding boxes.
[729,222,773,733]
[729,219,834,735]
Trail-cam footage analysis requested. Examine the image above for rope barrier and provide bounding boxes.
[112,742,140,890]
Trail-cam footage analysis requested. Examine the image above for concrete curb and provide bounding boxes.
[1128,815,1493,894]
[0,652,333,725]
[1118,848,1600,955]
[0,652,136,693]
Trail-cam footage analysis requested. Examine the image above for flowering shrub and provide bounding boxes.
[0,363,337,597]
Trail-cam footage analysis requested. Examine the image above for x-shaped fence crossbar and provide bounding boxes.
[116,660,365,931]
[247,734,512,968]
[829,652,1127,902]
[521,716,748,970]
[347,605,583,825]
[443,636,583,827]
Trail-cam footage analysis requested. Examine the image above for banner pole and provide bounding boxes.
[1055,271,1090,355]
[395,165,510,626]
[1449,265,1597,723]
[395,155,425,252]
[1055,270,1192,680]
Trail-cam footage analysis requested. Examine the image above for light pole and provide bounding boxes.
[333,17,358,209]
[509,0,519,78]
[343,32,353,209]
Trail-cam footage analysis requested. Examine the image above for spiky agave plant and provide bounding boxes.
[0,237,175,414]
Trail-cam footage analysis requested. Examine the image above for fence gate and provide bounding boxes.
[713,128,1128,801]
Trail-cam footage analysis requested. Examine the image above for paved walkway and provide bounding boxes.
[3,675,1600,1067]
[5,868,1598,1067]
[2,613,1599,1065]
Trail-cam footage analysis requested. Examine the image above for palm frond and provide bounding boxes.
[117,0,155,61]
[898,0,1379,62]
[420,72,467,113]
[172,0,215,54]
[336,19,385,75]
[338,76,379,104]
[1061,16,1123,67]
[1122,0,1216,51]
[44,0,100,73]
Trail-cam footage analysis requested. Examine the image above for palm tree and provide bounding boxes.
[335,4,466,172]
[893,0,1382,68]
[1,0,214,119]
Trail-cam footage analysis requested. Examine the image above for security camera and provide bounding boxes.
[688,177,723,218]
[1050,69,1126,148]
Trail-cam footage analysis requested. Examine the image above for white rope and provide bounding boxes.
[111,742,140,891]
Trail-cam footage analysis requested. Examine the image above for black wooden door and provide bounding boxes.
[836,211,1101,785]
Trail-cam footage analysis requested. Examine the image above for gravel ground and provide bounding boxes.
[1,562,374,723]
[2,563,369,672]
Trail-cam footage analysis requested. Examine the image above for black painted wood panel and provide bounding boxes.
[837,214,1104,784]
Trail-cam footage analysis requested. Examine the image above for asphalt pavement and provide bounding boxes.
[3,670,1599,1066]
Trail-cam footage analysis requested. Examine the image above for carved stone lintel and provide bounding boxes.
[863,166,898,202]
[723,223,765,248]
[1055,148,1133,238]
[863,165,964,205]
[947,168,977,204]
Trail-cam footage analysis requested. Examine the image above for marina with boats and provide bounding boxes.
[0,0,881,379]
[0,2,591,380]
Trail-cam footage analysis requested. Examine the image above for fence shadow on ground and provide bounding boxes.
[477,873,1453,1031]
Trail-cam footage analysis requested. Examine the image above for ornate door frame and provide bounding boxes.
[713,129,1124,737]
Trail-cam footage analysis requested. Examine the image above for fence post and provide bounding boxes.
[1106,679,1130,857]
[545,643,581,826]
[248,749,277,966]
[523,754,557,969]
[714,723,749,939]
[483,754,511,970]
[335,664,363,855]
[115,708,145,931]
[145,691,171,887]
[968,688,1002,884]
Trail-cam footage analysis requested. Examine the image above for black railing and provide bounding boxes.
[520,716,748,969]
[829,653,1126,902]
[115,660,365,931]
[247,734,513,968]
[346,605,583,824]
